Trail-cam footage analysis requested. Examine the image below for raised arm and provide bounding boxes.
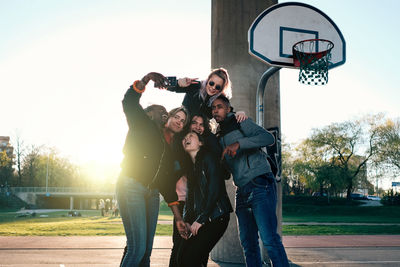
[122,72,168,128]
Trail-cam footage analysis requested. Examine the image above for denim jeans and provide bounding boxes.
[116,175,160,267]
[235,173,289,267]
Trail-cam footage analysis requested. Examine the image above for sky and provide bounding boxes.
[1,0,399,186]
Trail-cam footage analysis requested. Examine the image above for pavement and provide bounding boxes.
[1,235,400,266]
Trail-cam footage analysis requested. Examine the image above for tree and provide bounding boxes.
[281,142,294,195]
[21,145,42,186]
[375,118,400,173]
[292,140,346,197]
[45,148,85,188]
[12,131,25,186]
[0,150,14,186]
[307,115,382,199]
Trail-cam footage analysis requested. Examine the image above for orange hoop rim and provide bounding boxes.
[292,39,334,67]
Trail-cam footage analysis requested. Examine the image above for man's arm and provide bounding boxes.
[122,72,168,129]
[221,118,275,159]
[169,204,190,239]
[237,118,275,150]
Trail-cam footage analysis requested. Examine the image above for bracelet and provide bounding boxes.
[168,201,180,207]
[132,80,145,94]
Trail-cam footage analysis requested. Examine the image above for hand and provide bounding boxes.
[185,222,193,239]
[221,142,240,160]
[235,111,248,123]
[176,220,190,239]
[178,77,198,87]
[190,221,203,236]
[142,72,169,89]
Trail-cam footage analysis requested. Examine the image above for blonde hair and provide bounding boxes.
[167,106,189,127]
[199,68,232,107]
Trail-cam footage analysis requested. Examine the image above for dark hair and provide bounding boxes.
[213,94,231,108]
[144,104,166,113]
[187,113,211,136]
[167,106,189,127]
[188,131,205,145]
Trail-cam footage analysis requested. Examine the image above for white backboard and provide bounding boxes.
[248,2,346,69]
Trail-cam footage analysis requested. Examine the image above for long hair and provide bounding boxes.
[185,113,211,137]
[199,68,232,107]
[167,106,189,127]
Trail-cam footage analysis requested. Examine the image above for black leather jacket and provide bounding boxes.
[184,148,233,225]
[167,82,213,119]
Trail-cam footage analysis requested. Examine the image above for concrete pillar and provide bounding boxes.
[210,0,281,264]
[69,196,74,210]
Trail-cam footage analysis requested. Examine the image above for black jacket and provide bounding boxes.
[167,82,213,119]
[184,149,233,225]
[120,86,179,203]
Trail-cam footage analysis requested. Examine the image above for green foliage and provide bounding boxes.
[18,145,88,188]
[381,189,400,206]
[282,114,389,198]
[374,118,400,173]
[0,150,14,186]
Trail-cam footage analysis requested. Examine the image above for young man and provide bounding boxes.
[212,95,289,267]
[117,72,189,267]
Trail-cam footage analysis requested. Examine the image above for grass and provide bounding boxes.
[1,201,399,236]
[282,204,400,223]
[282,225,400,235]
[0,210,172,236]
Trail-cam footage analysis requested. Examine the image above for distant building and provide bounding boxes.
[0,136,14,159]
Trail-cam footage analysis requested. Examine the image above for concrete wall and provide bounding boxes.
[15,192,37,206]
[210,0,280,264]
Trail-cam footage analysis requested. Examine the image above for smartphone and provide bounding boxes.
[166,76,177,87]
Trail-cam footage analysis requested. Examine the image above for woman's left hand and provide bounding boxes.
[235,111,248,123]
[190,221,203,236]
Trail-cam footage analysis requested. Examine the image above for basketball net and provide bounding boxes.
[292,39,334,85]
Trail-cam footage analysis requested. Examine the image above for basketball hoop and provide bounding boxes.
[292,39,334,85]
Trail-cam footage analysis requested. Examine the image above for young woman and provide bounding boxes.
[167,68,247,123]
[167,68,232,119]
[188,113,221,157]
[169,113,223,267]
[176,132,233,267]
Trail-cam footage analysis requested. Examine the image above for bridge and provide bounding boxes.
[10,187,115,210]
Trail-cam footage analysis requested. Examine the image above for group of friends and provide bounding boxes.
[116,68,290,267]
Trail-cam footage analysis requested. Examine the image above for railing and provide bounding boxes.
[10,187,114,195]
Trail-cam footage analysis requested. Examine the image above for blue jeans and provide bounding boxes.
[235,173,289,267]
[116,175,160,267]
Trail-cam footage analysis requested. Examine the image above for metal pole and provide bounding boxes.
[256,66,281,266]
[256,66,281,126]
[45,152,49,193]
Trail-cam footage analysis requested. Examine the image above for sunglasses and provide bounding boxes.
[208,81,223,91]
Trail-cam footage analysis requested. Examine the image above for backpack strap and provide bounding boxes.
[237,124,281,182]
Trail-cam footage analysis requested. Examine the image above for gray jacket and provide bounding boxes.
[218,113,275,188]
